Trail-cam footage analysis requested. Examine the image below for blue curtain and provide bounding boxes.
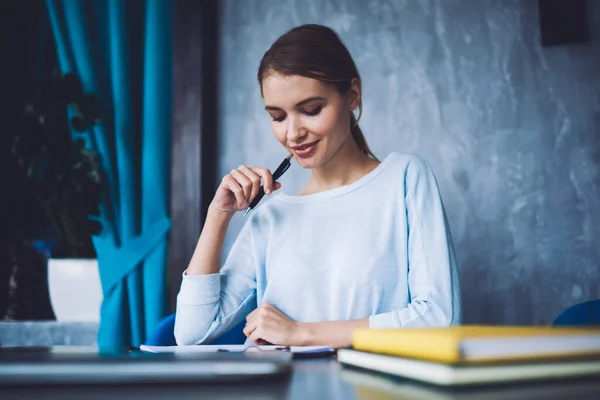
[46,0,172,348]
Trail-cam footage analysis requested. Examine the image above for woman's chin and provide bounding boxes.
[295,154,321,169]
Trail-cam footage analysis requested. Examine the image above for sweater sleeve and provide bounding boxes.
[174,217,259,345]
[369,156,461,328]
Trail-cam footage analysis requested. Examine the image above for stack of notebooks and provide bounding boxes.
[337,326,600,387]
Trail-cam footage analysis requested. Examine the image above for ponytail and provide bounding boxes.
[350,105,379,162]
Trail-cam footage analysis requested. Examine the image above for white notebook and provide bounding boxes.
[140,344,334,355]
[338,348,600,386]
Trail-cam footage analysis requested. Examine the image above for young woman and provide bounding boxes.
[175,24,460,348]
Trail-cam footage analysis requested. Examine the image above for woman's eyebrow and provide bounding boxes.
[265,96,326,111]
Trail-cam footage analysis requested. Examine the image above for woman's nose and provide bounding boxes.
[286,116,306,143]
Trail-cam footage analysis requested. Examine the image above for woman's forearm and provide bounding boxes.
[298,318,370,348]
[186,204,233,275]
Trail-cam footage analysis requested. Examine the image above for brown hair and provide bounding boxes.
[257,24,378,161]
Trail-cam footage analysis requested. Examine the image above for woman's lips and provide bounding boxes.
[292,141,319,158]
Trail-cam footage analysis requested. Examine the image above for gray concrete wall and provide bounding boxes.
[217,0,600,325]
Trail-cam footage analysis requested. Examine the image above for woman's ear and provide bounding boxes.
[349,78,361,112]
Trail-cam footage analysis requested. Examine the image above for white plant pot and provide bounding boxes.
[47,258,103,322]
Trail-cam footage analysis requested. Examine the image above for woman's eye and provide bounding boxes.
[271,115,285,122]
[303,106,322,116]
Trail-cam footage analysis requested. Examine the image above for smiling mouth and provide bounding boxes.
[292,141,319,150]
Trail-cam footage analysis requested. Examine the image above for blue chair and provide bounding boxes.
[145,313,247,346]
[553,300,600,326]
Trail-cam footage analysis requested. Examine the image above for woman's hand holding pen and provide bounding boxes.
[244,302,307,346]
[187,159,288,276]
[187,165,281,276]
[211,165,282,216]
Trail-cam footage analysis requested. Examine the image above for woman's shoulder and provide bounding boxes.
[384,152,443,200]
[383,151,436,178]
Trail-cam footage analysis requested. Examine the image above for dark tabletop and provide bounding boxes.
[1,348,599,399]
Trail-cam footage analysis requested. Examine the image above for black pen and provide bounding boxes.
[244,154,293,216]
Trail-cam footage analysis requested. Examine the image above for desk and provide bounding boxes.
[1,355,600,399]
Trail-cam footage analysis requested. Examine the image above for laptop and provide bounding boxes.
[0,346,292,385]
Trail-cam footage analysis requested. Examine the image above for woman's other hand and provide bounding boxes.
[243,302,306,346]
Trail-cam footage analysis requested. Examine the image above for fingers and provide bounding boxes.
[217,164,280,214]
[221,175,247,209]
[248,326,265,345]
[244,303,272,340]
[238,165,262,201]
[243,303,285,345]
[243,319,257,338]
[249,167,274,195]
[230,169,253,202]
[244,316,266,344]
[229,165,276,207]
[246,307,262,325]
[246,303,273,324]
[246,307,259,323]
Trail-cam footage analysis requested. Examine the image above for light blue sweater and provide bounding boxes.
[175,152,461,345]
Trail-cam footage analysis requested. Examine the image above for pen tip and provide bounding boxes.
[244,208,251,216]
[286,153,293,161]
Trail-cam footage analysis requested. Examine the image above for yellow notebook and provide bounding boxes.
[352,326,600,364]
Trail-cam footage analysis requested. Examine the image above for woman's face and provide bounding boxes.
[261,72,359,169]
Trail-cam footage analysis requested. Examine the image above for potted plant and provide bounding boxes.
[9,70,105,322]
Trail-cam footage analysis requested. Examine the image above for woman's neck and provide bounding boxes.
[299,137,379,196]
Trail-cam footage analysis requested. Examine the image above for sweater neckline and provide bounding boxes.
[273,152,398,204]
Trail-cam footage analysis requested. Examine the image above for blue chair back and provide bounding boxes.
[553,299,600,326]
[145,313,247,346]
